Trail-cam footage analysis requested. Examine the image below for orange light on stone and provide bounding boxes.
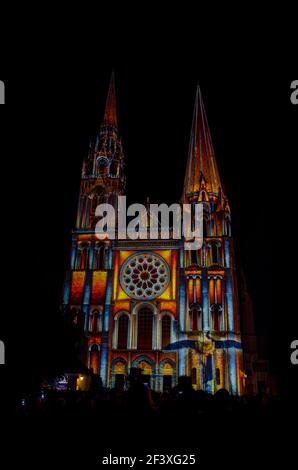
[70,271,86,303]
[90,271,108,304]
[188,278,194,304]
[209,278,215,305]
[216,278,222,305]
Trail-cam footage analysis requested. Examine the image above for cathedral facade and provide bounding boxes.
[62,74,244,395]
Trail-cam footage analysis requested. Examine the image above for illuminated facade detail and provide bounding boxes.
[62,75,244,395]
[120,252,170,300]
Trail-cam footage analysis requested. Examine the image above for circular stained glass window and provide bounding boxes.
[120,252,170,300]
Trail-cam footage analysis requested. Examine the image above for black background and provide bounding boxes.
[0,5,297,465]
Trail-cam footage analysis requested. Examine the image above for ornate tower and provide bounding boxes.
[78,71,125,229]
[62,73,125,377]
[182,86,243,394]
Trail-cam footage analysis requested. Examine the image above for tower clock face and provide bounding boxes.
[120,252,170,300]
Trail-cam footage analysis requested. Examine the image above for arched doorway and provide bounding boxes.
[162,362,174,392]
[114,361,126,390]
[136,360,153,387]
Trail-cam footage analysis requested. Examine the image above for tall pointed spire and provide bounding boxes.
[103,71,118,127]
[183,85,222,200]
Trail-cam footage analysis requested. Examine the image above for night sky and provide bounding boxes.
[0,11,297,394]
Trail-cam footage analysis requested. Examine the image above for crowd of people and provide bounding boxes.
[11,371,296,467]
[15,372,293,423]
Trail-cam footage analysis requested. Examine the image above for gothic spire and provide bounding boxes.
[103,71,118,127]
[183,85,222,200]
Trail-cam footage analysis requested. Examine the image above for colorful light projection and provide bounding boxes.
[90,271,107,304]
[70,271,86,304]
[115,250,175,301]
[120,252,170,301]
[62,76,244,395]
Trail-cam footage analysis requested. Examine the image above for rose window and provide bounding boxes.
[120,252,170,300]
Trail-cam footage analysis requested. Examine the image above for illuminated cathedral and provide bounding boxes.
[62,73,244,395]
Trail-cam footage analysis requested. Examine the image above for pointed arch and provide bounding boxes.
[131,354,155,369]
[97,157,108,176]
[75,242,89,270]
[89,309,102,334]
[113,311,131,350]
[208,241,222,266]
[189,304,202,331]
[137,305,154,350]
[110,357,128,373]
[117,314,129,349]
[93,242,106,270]
[210,304,222,332]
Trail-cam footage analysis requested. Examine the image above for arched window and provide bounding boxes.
[93,243,105,270]
[90,344,99,374]
[76,244,89,269]
[211,304,221,332]
[225,217,231,236]
[191,367,197,385]
[189,307,201,331]
[98,158,107,175]
[117,315,129,349]
[161,315,171,348]
[138,307,153,349]
[89,310,100,334]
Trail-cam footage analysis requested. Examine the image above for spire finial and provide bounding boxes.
[183,83,222,199]
[103,70,118,127]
